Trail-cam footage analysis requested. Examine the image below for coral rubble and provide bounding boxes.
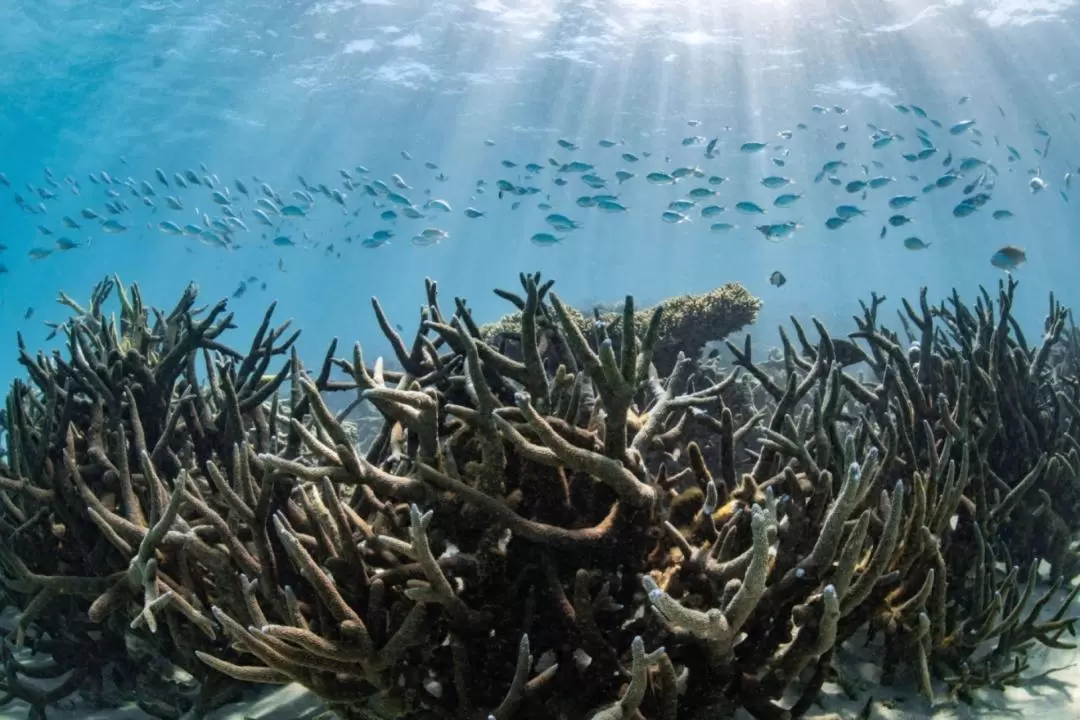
[0,273,1078,719]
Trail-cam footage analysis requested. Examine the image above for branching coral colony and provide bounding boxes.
[0,273,1079,720]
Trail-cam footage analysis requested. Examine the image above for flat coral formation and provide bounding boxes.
[0,273,1078,720]
[480,281,761,376]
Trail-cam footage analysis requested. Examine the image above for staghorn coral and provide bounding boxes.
[0,272,1077,719]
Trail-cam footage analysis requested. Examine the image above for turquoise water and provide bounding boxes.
[0,0,1075,379]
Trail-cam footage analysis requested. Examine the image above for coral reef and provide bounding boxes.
[0,272,1078,720]
[480,281,761,375]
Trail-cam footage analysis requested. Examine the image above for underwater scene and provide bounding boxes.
[5,0,1080,718]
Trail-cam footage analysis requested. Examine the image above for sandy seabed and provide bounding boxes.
[2,583,1079,720]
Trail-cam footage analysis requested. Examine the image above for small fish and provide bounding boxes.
[949,120,976,135]
[935,174,960,189]
[835,205,865,219]
[464,207,485,218]
[709,222,737,232]
[701,205,726,218]
[530,232,561,246]
[774,193,802,207]
[557,161,591,174]
[597,199,628,213]
[953,201,978,218]
[992,209,1013,220]
[280,204,307,217]
[888,195,917,210]
[100,219,128,233]
[1030,176,1048,193]
[735,201,765,215]
[28,247,52,260]
[646,172,676,185]
[957,157,985,173]
[825,217,848,230]
[546,214,581,231]
[888,214,912,227]
[904,237,931,250]
[740,142,768,153]
[769,271,786,287]
[761,176,792,189]
[412,228,448,246]
[990,245,1026,270]
[757,222,800,241]
[581,173,606,189]
[661,211,691,224]
[273,235,296,247]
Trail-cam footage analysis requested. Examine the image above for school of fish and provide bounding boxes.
[0,93,1055,302]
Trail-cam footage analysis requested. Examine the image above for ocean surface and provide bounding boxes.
[0,0,1076,381]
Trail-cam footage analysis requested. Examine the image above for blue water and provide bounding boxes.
[0,0,1077,386]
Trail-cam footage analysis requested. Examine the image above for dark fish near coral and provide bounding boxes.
[832,338,865,367]
[769,271,786,287]
[990,245,1026,270]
